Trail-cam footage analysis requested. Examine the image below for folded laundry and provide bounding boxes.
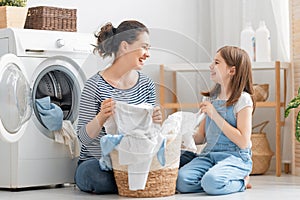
[35,96,63,131]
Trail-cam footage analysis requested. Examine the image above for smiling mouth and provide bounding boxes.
[139,58,145,64]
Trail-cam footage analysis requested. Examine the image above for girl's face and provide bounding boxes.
[123,32,150,70]
[209,52,233,85]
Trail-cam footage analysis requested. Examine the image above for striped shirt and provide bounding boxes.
[76,71,156,161]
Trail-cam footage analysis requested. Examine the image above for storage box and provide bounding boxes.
[24,6,76,32]
[0,6,28,29]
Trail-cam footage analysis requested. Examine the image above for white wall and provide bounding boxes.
[27,0,200,62]
[27,0,202,95]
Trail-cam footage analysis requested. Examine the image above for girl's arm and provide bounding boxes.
[200,102,253,149]
[213,106,252,149]
[193,118,206,145]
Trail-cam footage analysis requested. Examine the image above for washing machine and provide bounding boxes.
[0,28,96,189]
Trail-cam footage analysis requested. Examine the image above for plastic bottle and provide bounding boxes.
[240,22,255,61]
[255,21,271,62]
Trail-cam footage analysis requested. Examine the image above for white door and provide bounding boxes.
[0,54,32,143]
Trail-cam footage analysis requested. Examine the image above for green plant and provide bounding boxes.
[0,0,26,7]
[285,87,300,142]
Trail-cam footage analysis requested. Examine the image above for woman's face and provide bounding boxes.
[209,52,232,85]
[123,31,150,70]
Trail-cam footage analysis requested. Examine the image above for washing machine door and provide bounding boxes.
[0,54,32,143]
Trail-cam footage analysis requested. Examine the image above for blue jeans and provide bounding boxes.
[74,159,118,194]
[176,150,252,195]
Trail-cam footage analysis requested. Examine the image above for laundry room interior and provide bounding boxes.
[0,0,300,199]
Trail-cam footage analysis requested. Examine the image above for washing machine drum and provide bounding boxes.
[35,71,72,119]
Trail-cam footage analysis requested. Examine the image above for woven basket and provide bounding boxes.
[253,84,269,102]
[110,134,181,198]
[24,6,76,32]
[251,121,274,175]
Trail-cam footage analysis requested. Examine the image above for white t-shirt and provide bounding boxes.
[233,91,253,116]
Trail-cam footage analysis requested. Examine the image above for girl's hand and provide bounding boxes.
[96,98,115,126]
[152,106,162,124]
[199,101,217,119]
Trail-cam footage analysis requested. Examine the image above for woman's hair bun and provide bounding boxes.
[94,22,116,58]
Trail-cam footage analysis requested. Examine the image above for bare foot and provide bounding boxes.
[245,176,252,189]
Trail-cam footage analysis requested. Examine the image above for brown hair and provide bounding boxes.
[202,46,256,110]
[94,20,149,58]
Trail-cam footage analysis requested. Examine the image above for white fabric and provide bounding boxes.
[270,0,290,62]
[163,111,200,152]
[104,102,204,189]
[53,120,80,159]
[104,101,163,190]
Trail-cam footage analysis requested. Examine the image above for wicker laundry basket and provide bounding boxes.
[251,121,274,175]
[110,134,182,198]
[24,6,77,32]
[253,84,269,102]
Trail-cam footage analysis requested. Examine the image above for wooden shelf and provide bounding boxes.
[159,61,291,177]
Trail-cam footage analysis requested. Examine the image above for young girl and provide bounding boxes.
[176,46,255,195]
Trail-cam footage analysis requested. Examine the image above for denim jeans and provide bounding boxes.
[74,159,118,194]
[176,99,252,195]
[176,150,252,195]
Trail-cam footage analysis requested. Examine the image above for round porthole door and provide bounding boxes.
[0,54,32,143]
[30,56,86,139]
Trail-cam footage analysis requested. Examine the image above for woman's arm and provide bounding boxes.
[152,106,162,124]
[86,98,115,138]
[77,79,114,144]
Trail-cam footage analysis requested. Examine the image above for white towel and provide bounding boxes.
[53,120,80,159]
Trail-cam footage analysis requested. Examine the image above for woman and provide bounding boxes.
[176,46,255,195]
[74,20,162,194]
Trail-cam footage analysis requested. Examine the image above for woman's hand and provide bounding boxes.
[96,98,115,127]
[152,106,162,124]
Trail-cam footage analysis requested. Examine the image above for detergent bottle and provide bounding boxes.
[255,21,271,62]
[240,22,255,61]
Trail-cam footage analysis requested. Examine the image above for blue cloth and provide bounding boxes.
[99,134,124,171]
[157,138,166,166]
[35,96,63,131]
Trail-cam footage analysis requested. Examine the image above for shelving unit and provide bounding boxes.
[159,61,291,176]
